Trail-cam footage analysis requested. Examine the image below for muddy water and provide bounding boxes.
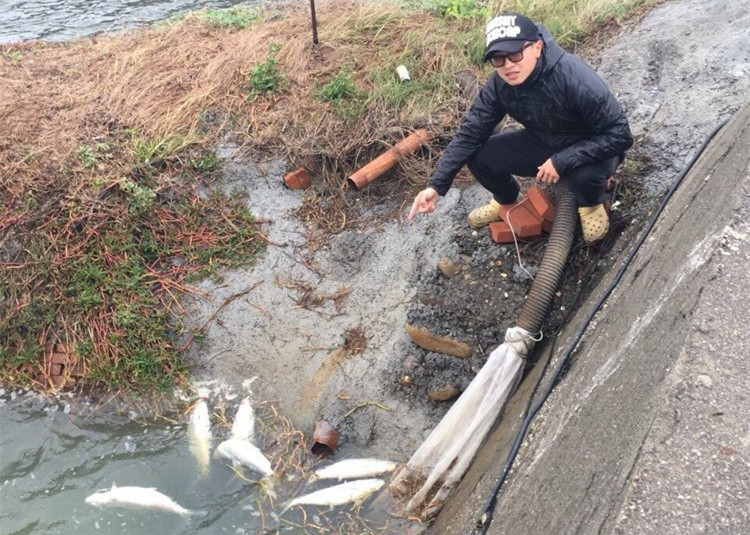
[0,0,261,44]
[0,392,405,535]
[0,394,270,535]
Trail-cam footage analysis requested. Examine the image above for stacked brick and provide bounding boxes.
[43,343,84,387]
[5,343,84,389]
[489,186,556,244]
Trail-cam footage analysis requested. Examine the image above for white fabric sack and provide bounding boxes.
[389,326,535,519]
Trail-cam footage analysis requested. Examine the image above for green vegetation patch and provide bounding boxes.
[246,44,285,101]
[166,6,264,30]
[1,49,23,61]
[0,140,264,392]
[315,71,368,121]
[197,6,264,29]
[433,0,489,19]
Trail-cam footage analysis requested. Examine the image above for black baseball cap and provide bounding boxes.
[483,13,540,61]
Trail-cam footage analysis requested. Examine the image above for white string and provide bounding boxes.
[529,330,544,342]
[503,202,537,282]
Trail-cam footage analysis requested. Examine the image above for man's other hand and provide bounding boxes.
[536,158,560,183]
[408,187,439,219]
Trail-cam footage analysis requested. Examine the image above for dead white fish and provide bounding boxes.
[311,458,398,482]
[187,399,212,476]
[85,483,193,517]
[285,478,385,509]
[230,397,255,443]
[215,438,273,477]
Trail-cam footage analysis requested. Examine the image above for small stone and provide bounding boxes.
[513,264,537,282]
[400,375,413,386]
[428,384,460,401]
[438,257,461,278]
[403,355,420,371]
[696,374,713,388]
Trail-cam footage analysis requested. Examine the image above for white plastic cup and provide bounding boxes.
[396,65,411,83]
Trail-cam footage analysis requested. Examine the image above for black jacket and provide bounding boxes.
[429,26,633,195]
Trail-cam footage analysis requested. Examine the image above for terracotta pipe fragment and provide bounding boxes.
[311,420,339,456]
[347,129,430,190]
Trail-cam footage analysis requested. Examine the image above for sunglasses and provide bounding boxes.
[489,42,535,68]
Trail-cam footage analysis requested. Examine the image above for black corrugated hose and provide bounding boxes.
[474,117,730,535]
[516,180,577,334]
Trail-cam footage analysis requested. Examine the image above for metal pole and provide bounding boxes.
[309,0,319,45]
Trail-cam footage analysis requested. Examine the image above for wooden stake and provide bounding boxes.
[310,0,319,45]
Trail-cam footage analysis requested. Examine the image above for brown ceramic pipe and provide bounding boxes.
[347,129,430,190]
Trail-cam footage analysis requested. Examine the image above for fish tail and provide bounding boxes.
[185,508,208,519]
[279,499,295,515]
[260,475,277,500]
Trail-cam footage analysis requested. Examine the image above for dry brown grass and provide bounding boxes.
[1,2,476,229]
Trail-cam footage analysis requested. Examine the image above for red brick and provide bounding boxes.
[498,199,543,238]
[527,187,556,222]
[489,221,514,243]
[50,363,64,376]
[542,218,554,234]
[50,374,66,387]
[49,352,69,365]
[283,168,311,190]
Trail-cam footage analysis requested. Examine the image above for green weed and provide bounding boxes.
[246,44,285,101]
[131,134,184,163]
[197,7,264,29]
[1,50,22,61]
[119,177,156,215]
[190,152,219,173]
[315,71,368,120]
[77,146,96,169]
[317,71,364,104]
[434,0,488,19]
[77,142,113,169]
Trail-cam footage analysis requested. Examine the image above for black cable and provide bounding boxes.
[474,117,730,534]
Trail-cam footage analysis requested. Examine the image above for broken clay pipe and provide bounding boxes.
[347,129,430,190]
[311,420,340,457]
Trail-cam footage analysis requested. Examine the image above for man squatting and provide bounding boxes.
[408,12,633,244]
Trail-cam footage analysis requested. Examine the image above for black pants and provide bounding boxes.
[466,129,620,207]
